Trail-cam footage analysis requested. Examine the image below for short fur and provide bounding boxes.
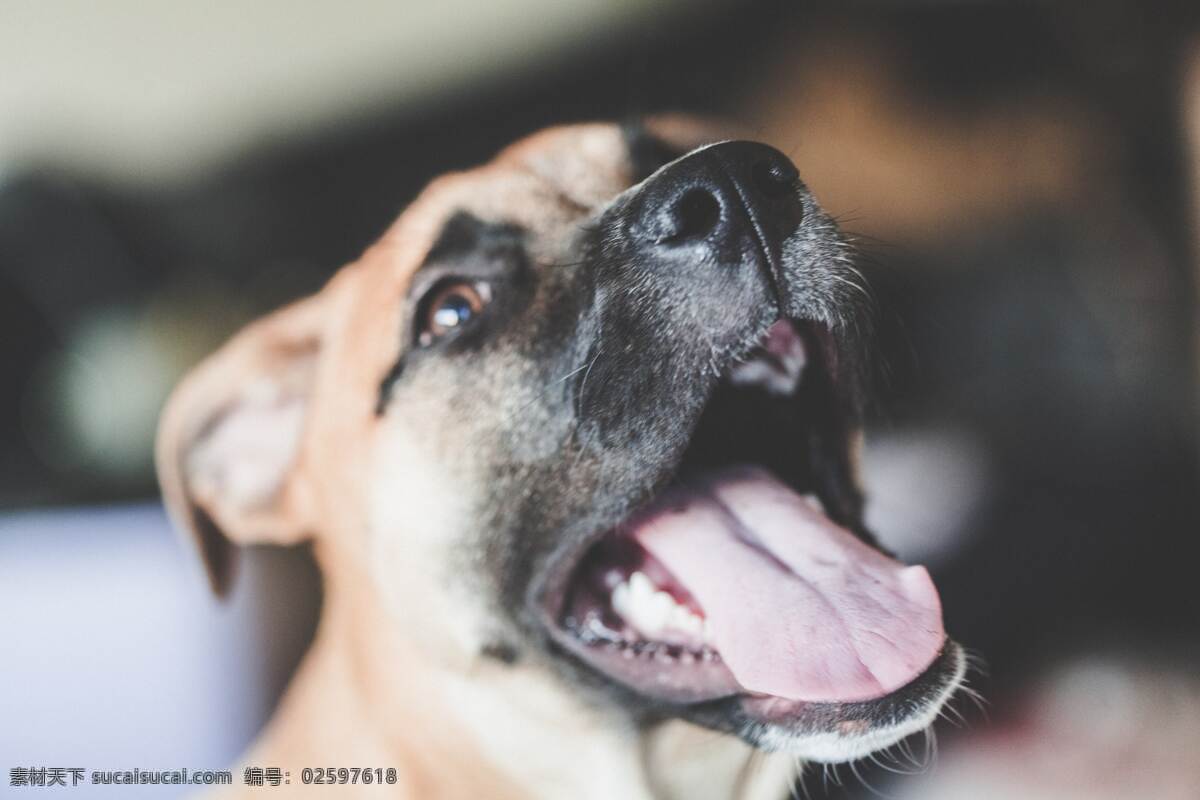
[157,118,962,799]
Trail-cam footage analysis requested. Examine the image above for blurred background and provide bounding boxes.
[2,0,1198,797]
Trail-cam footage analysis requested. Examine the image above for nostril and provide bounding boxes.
[662,188,721,243]
[751,159,800,199]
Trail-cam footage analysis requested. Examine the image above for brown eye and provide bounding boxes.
[417,280,491,346]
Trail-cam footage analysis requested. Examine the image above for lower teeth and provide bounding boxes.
[565,615,720,662]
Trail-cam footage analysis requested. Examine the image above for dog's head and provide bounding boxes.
[158,118,963,762]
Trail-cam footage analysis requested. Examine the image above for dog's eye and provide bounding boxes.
[417,280,491,346]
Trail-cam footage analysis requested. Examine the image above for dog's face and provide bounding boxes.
[159,118,963,763]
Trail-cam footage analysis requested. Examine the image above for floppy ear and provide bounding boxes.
[156,291,328,597]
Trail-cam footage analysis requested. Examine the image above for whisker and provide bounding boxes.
[848,757,895,800]
[792,759,814,800]
[567,327,605,473]
[828,271,874,304]
[868,745,926,777]
[960,685,991,717]
[512,361,592,416]
[963,648,992,679]
[922,725,939,768]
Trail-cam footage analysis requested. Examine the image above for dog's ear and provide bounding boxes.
[156,291,328,597]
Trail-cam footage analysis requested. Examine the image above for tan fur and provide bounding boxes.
[158,122,796,799]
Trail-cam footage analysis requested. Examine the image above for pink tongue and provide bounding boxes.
[629,466,945,703]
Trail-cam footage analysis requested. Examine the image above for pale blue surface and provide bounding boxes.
[0,504,317,796]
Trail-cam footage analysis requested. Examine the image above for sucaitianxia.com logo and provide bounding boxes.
[9,767,233,787]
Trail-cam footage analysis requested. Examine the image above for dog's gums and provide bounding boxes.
[541,320,949,712]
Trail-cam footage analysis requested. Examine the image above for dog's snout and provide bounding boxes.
[633,141,805,255]
[662,188,722,243]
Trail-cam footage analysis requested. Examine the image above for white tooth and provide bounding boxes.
[625,574,650,627]
[669,607,702,636]
[629,571,655,600]
[647,591,675,631]
[652,592,681,618]
[626,573,664,634]
[611,581,631,619]
[617,576,640,625]
[622,570,710,642]
[701,619,713,642]
[585,614,610,641]
[602,568,626,590]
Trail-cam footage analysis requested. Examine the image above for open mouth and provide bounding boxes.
[538,320,947,709]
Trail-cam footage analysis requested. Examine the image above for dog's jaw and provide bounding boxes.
[750,645,968,762]
[259,530,803,800]
[353,382,780,798]
[361,391,803,799]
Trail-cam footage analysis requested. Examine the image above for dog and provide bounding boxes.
[157,117,965,799]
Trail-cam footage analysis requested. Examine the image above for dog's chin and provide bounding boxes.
[532,319,964,760]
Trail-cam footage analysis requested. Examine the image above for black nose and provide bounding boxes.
[630,141,805,257]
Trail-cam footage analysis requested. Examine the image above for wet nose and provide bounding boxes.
[631,141,805,256]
